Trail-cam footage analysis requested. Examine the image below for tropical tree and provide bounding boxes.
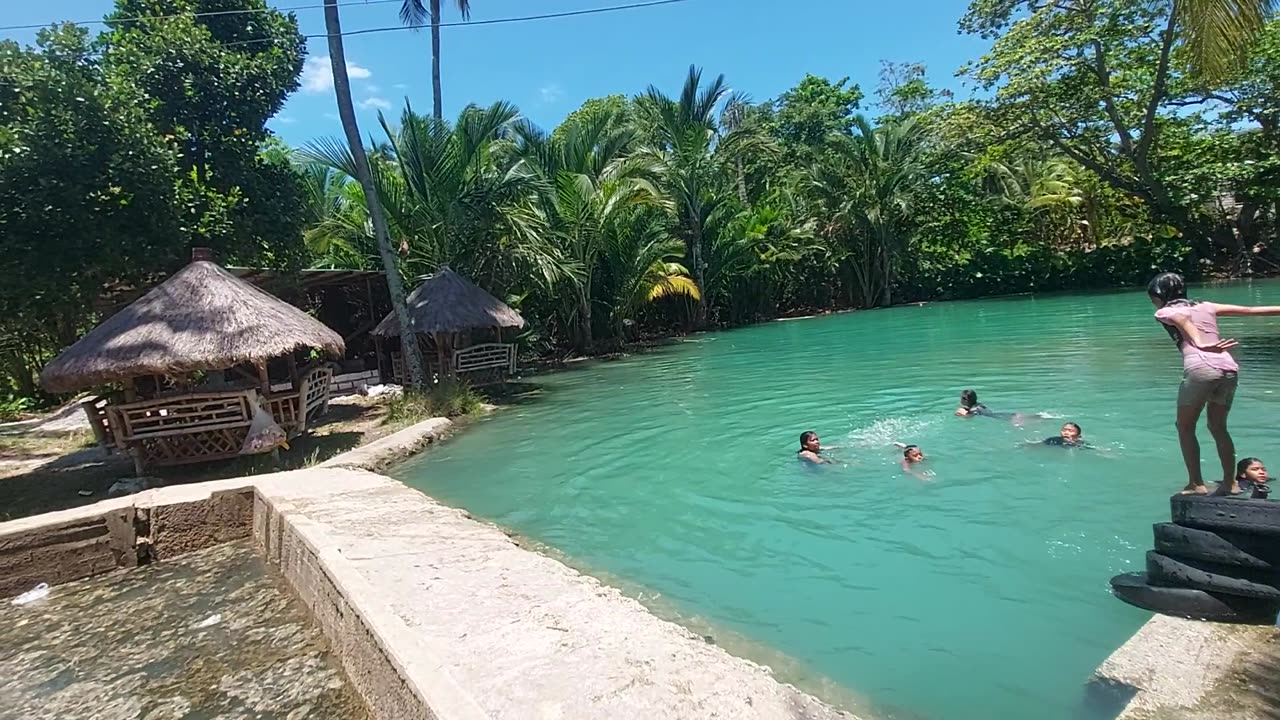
[805,115,929,307]
[1177,0,1278,83]
[513,110,665,350]
[599,211,701,341]
[323,0,426,386]
[400,0,472,120]
[635,66,763,327]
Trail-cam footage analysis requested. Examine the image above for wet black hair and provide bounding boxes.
[903,444,920,458]
[1147,272,1195,347]
[960,389,978,408]
[1237,457,1263,479]
[1064,422,1081,435]
[800,431,818,448]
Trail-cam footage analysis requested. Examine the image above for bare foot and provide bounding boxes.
[1212,482,1242,496]
[1179,483,1210,495]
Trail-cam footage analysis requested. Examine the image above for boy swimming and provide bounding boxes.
[894,442,931,479]
[1042,422,1088,448]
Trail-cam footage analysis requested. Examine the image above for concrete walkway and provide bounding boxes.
[0,457,851,719]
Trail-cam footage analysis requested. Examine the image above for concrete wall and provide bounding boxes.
[0,452,852,720]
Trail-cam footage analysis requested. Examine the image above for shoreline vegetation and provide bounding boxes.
[4,0,1280,418]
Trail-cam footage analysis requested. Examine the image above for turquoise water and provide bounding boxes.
[395,281,1280,720]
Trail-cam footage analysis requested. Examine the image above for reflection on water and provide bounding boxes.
[0,541,366,720]
[397,280,1280,720]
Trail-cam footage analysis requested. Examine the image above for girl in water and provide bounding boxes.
[1147,272,1280,495]
[1236,457,1270,499]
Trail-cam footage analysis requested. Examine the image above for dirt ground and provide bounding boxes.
[0,396,402,522]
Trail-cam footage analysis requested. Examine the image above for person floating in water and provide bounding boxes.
[955,389,989,417]
[1148,272,1280,495]
[797,431,833,464]
[894,442,931,479]
[1042,422,1089,448]
[1235,457,1270,499]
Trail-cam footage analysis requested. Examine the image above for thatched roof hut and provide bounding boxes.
[372,267,524,337]
[41,259,345,393]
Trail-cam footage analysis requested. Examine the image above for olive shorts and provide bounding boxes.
[1178,367,1239,408]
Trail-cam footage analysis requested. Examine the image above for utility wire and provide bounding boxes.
[0,0,693,34]
[0,0,402,32]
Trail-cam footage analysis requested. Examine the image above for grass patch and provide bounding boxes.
[383,380,484,427]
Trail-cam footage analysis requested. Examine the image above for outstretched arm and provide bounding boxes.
[1209,303,1280,317]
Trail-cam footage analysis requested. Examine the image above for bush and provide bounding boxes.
[382,380,484,426]
[0,396,34,423]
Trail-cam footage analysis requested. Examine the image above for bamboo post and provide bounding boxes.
[435,333,448,383]
[286,354,299,390]
[374,335,386,385]
[123,376,138,402]
[256,362,271,395]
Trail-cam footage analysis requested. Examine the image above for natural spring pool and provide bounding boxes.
[396,281,1280,720]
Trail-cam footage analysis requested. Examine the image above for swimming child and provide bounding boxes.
[1042,422,1088,448]
[1235,457,1270,499]
[797,431,832,464]
[894,442,931,479]
[1148,272,1280,495]
[954,389,989,417]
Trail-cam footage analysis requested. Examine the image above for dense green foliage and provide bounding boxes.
[3,0,1279,403]
[0,0,306,400]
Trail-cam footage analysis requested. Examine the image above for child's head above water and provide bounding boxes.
[959,389,979,408]
[1061,422,1082,442]
[1147,272,1188,308]
[902,445,924,463]
[800,431,820,453]
[1237,457,1268,484]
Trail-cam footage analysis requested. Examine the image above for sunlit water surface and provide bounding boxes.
[397,281,1280,720]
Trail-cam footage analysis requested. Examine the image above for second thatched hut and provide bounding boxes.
[373,266,524,385]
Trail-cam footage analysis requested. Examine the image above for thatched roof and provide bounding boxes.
[41,261,345,393]
[372,267,525,337]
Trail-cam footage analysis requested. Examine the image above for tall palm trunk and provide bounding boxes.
[431,0,443,120]
[324,0,427,387]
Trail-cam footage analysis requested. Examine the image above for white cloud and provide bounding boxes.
[393,82,409,90]
[301,56,372,93]
[359,97,392,111]
[539,83,564,104]
[324,112,339,120]
[275,115,297,124]
[366,84,381,93]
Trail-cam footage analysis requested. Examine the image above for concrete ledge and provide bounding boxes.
[1,468,851,720]
[1090,614,1274,719]
[320,417,453,472]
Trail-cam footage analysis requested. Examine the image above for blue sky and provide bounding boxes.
[4,0,994,146]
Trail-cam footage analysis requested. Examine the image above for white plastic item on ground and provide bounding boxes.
[108,477,159,497]
[11,583,50,606]
[363,383,403,399]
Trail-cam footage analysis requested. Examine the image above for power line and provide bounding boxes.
[219,0,699,48]
[0,1,401,32]
[0,0,693,35]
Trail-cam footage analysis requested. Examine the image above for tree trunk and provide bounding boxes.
[431,0,443,120]
[324,0,427,388]
[578,290,593,352]
[689,218,707,327]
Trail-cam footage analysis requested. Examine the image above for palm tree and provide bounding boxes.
[400,0,472,120]
[600,211,701,340]
[636,66,763,327]
[322,0,427,386]
[805,115,928,307]
[513,110,666,350]
[1176,0,1277,83]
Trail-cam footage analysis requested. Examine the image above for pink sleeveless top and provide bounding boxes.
[1154,303,1239,374]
